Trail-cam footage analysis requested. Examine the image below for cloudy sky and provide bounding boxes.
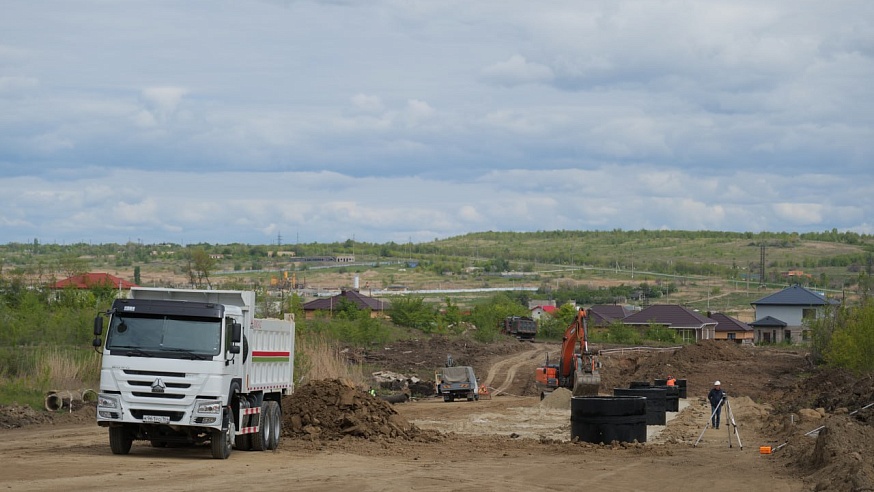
[2,1,872,245]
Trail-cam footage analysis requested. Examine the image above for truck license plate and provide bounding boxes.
[143,415,170,424]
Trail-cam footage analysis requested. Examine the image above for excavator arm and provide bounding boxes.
[562,310,600,396]
[535,309,601,397]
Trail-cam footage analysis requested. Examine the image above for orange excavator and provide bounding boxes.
[534,308,601,399]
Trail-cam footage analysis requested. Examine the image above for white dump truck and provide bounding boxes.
[92,288,294,459]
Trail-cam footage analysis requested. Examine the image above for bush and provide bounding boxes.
[602,322,642,344]
[644,326,679,344]
[824,301,874,372]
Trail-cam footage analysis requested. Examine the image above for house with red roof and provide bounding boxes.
[529,304,557,320]
[50,272,138,290]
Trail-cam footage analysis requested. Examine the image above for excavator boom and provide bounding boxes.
[537,309,601,397]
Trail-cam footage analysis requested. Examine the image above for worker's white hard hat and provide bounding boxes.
[714,380,721,386]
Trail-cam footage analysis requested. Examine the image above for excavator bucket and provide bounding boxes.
[572,370,601,396]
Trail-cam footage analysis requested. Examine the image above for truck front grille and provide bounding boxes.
[131,392,186,399]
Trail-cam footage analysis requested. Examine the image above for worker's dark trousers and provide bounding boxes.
[711,404,721,428]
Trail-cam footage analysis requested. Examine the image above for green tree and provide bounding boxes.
[824,302,874,371]
[388,296,436,331]
[465,293,528,342]
[185,247,216,288]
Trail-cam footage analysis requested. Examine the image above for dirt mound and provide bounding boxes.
[781,366,874,413]
[598,341,804,403]
[0,401,97,430]
[777,415,874,492]
[539,388,572,410]
[351,335,530,383]
[281,379,436,441]
[0,404,53,429]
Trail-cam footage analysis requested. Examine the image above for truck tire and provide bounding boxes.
[251,402,270,451]
[210,421,234,459]
[266,401,281,450]
[109,427,133,455]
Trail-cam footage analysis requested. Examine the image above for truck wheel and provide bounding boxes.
[109,427,133,455]
[210,421,234,459]
[266,401,281,450]
[251,402,270,451]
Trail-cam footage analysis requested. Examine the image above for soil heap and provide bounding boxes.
[539,388,572,410]
[0,404,52,429]
[281,379,433,441]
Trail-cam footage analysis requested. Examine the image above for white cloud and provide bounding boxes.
[351,93,384,112]
[0,1,871,243]
[481,55,554,87]
[772,203,824,226]
[140,86,188,123]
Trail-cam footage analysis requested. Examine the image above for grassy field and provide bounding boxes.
[2,230,870,315]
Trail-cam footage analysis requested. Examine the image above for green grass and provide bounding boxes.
[0,378,46,409]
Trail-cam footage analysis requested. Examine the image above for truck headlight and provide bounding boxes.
[97,395,119,409]
[196,401,222,414]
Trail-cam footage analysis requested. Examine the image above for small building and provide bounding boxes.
[302,289,390,319]
[622,304,717,343]
[748,316,788,344]
[708,312,754,344]
[529,305,557,320]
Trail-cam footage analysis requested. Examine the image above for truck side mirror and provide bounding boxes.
[231,322,242,344]
[92,316,104,348]
[229,345,240,354]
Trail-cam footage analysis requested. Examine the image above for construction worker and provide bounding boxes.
[369,388,376,397]
[708,381,726,429]
[666,375,676,386]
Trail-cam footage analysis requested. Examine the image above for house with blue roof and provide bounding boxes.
[749,285,838,344]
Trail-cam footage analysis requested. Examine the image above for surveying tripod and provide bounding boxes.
[694,395,743,449]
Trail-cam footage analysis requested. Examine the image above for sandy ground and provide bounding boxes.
[5,340,857,491]
[0,395,805,492]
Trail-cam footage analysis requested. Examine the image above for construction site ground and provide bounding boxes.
[3,339,874,492]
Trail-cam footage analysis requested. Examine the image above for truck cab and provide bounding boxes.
[93,288,294,459]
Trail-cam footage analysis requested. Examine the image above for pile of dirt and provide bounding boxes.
[777,415,874,491]
[598,341,805,403]
[349,335,530,383]
[539,388,572,410]
[780,366,874,413]
[0,404,53,429]
[0,401,97,430]
[281,379,437,441]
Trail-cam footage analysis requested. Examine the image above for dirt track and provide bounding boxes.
[0,396,804,492]
[4,341,873,491]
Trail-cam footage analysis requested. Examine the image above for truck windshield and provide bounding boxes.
[105,314,222,358]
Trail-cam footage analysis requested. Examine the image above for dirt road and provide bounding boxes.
[0,394,804,492]
[5,340,859,491]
